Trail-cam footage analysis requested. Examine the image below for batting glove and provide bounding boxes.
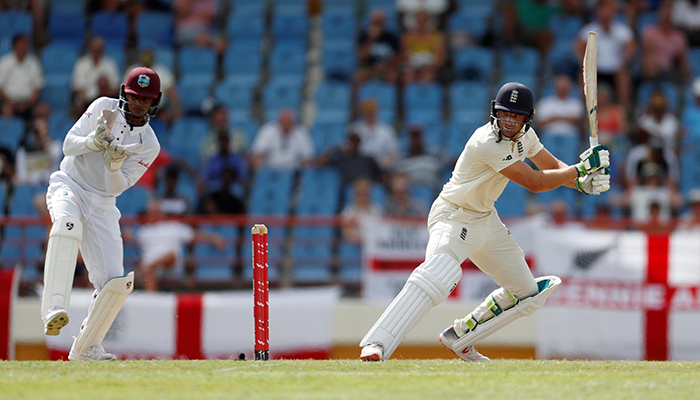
[575,145,610,177]
[86,109,117,152]
[102,150,126,171]
[576,167,611,195]
[104,142,139,159]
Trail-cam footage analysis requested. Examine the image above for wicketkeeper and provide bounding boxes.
[41,67,162,361]
[360,82,611,362]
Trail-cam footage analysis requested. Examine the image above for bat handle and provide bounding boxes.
[589,136,598,147]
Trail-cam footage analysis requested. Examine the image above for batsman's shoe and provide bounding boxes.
[44,307,69,336]
[439,326,490,363]
[360,343,384,362]
[69,345,117,361]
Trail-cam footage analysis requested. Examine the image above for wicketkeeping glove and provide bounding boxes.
[576,167,611,195]
[102,142,139,171]
[575,144,610,177]
[86,108,118,152]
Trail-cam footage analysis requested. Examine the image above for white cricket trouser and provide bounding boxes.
[425,197,538,299]
[46,171,124,291]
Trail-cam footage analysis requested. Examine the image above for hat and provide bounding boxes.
[123,67,161,99]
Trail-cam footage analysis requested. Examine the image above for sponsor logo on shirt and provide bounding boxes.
[502,154,512,161]
[137,160,151,168]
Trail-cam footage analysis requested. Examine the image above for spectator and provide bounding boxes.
[597,82,628,149]
[348,99,399,171]
[535,75,584,138]
[355,9,400,86]
[586,202,624,230]
[173,0,226,54]
[638,90,681,154]
[201,167,246,215]
[634,200,675,233]
[123,200,226,292]
[641,4,692,83]
[199,131,248,196]
[250,108,314,170]
[575,1,636,109]
[677,188,700,230]
[200,105,248,161]
[315,129,383,187]
[397,0,451,31]
[543,199,586,229]
[400,9,447,83]
[625,151,680,224]
[156,166,191,215]
[70,36,120,116]
[671,0,700,46]
[0,34,43,118]
[340,177,383,244]
[124,48,182,122]
[394,123,445,191]
[384,171,428,217]
[15,102,62,185]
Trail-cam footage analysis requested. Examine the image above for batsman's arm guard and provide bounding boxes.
[71,272,134,355]
[41,217,83,319]
[449,276,561,350]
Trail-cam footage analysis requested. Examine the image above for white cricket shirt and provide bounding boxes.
[439,122,544,213]
[60,97,161,197]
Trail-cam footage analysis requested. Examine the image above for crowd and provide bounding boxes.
[2,0,700,291]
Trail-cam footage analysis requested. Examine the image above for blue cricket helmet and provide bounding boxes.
[490,82,535,141]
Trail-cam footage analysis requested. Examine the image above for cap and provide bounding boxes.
[123,67,161,99]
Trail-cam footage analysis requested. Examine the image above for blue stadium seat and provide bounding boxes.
[168,117,208,167]
[9,184,43,215]
[549,13,583,43]
[358,81,396,122]
[194,237,235,282]
[453,46,495,82]
[272,14,309,43]
[343,181,387,209]
[315,81,351,114]
[178,46,217,79]
[269,42,307,78]
[91,12,129,47]
[41,43,80,80]
[322,40,356,82]
[448,12,489,42]
[0,117,25,151]
[115,186,151,215]
[311,120,346,153]
[541,134,580,164]
[690,47,700,77]
[248,168,296,216]
[637,81,679,112]
[214,77,253,115]
[136,11,174,48]
[0,11,32,38]
[449,81,490,117]
[226,15,264,41]
[324,0,356,11]
[322,9,356,40]
[399,122,444,154]
[636,11,658,35]
[41,76,72,116]
[501,47,540,77]
[223,42,262,85]
[48,11,86,46]
[0,243,21,267]
[263,78,303,119]
[446,119,483,157]
[104,44,125,75]
[534,186,577,214]
[410,184,436,209]
[497,73,537,94]
[0,184,6,213]
[51,0,86,12]
[404,82,443,115]
[177,75,213,115]
[337,241,362,284]
[297,168,341,215]
[494,181,529,218]
[273,0,307,15]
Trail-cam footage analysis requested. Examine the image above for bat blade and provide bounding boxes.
[583,31,598,147]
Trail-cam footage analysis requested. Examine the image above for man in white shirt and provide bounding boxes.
[359,82,610,362]
[41,67,162,361]
[348,99,399,171]
[0,34,43,118]
[71,36,120,116]
[535,75,583,137]
[575,2,636,108]
[251,108,314,170]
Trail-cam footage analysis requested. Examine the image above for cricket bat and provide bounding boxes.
[583,31,598,147]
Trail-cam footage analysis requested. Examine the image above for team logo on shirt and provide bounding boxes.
[460,227,468,241]
[517,141,523,155]
[510,90,519,103]
[137,74,150,88]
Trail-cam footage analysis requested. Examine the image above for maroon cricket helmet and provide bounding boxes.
[119,67,162,126]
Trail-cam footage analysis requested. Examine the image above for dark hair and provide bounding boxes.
[12,34,27,47]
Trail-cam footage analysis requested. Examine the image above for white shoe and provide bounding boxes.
[439,326,490,363]
[44,307,69,336]
[69,345,117,361]
[360,343,384,362]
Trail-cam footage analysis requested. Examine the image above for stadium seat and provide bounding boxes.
[269,42,307,78]
[404,83,443,116]
[501,47,540,77]
[322,9,356,40]
[540,134,580,164]
[494,181,529,218]
[533,186,577,215]
[51,0,86,12]
[168,117,208,167]
[448,12,489,43]
[41,76,72,116]
[263,78,303,119]
[41,43,80,80]
[636,81,679,112]
[152,46,175,71]
[548,13,583,43]
[0,11,32,38]
[337,241,362,284]
[136,11,174,48]
[690,47,700,77]
[315,81,351,114]
[297,168,341,216]
[343,181,387,209]
[399,122,445,154]
[115,186,151,215]
[0,117,25,151]
[178,46,217,80]
[222,42,262,85]
[273,0,307,15]
[272,14,309,43]
[310,120,346,153]
[449,81,490,117]
[445,119,483,157]
[322,40,356,82]
[497,73,537,94]
[177,75,214,115]
[213,77,253,115]
[8,184,43,215]
[452,46,495,82]
[104,44,125,75]
[48,11,86,46]
[90,12,129,47]
[357,81,397,122]
[226,15,264,41]
[248,168,296,216]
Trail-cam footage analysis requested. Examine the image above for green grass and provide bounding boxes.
[1,359,699,400]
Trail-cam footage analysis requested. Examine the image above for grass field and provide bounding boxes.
[1,359,699,400]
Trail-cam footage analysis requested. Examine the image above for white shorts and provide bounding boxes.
[425,197,538,299]
[46,171,124,290]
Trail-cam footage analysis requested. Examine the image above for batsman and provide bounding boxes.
[41,67,162,361]
[360,82,611,362]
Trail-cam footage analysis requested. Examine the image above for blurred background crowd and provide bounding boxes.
[1,0,700,295]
